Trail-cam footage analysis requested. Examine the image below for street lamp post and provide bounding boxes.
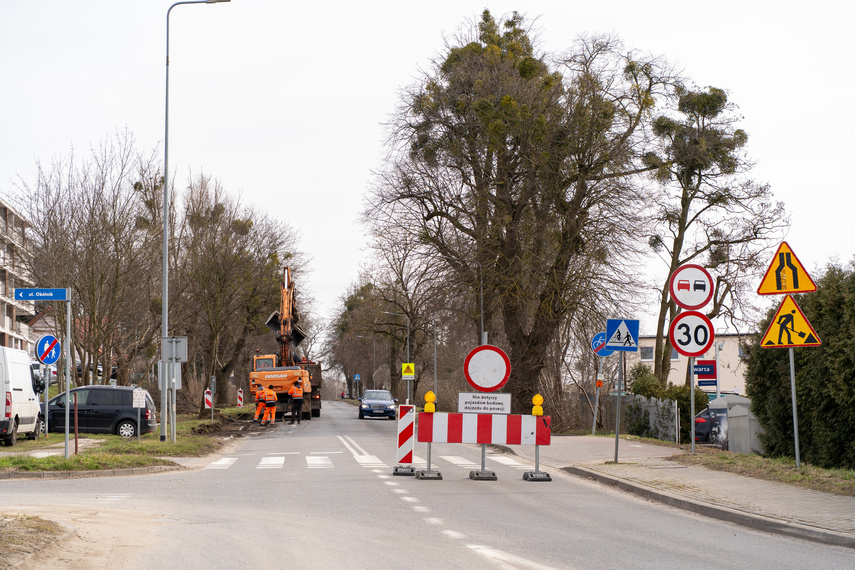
[161,0,230,442]
[382,311,410,403]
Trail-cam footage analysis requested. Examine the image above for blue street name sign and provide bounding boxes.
[14,288,67,301]
[693,363,715,375]
[698,380,718,387]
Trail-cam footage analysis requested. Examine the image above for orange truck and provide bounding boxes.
[249,267,322,421]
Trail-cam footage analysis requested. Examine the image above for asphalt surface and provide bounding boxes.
[3,430,854,549]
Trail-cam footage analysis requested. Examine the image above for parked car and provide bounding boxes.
[2,347,42,446]
[40,385,157,438]
[695,407,726,444]
[30,361,58,385]
[358,390,397,420]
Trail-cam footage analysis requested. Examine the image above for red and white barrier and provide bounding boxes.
[204,389,212,409]
[397,405,415,464]
[417,412,550,446]
[237,388,243,408]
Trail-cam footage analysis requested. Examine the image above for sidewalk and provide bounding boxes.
[504,435,855,549]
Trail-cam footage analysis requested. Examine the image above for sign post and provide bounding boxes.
[605,319,639,463]
[758,243,820,468]
[462,345,511,480]
[590,332,613,435]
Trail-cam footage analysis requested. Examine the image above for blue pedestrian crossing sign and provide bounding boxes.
[354,374,361,382]
[36,334,61,365]
[604,319,639,352]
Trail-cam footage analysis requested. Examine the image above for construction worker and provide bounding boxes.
[288,381,304,424]
[253,383,265,423]
[262,384,278,426]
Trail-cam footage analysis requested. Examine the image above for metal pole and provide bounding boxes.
[690,356,696,454]
[789,347,801,468]
[64,290,71,459]
[432,313,437,398]
[614,353,623,463]
[161,0,230,443]
[592,358,603,435]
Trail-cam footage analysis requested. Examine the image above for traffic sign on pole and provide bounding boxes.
[591,332,614,357]
[669,264,714,310]
[604,319,639,352]
[36,334,61,365]
[757,242,816,295]
[14,288,68,301]
[463,345,511,392]
[669,311,715,357]
[760,295,821,348]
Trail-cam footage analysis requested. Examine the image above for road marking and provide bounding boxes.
[206,457,237,469]
[424,517,443,525]
[488,456,529,470]
[400,496,419,503]
[443,529,466,539]
[411,506,430,513]
[258,456,285,469]
[311,451,343,454]
[441,455,479,469]
[306,456,333,469]
[466,545,562,570]
[355,455,386,467]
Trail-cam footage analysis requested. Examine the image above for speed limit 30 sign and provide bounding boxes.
[668,311,715,357]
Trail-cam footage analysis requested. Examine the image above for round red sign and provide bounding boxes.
[463,345,511,392]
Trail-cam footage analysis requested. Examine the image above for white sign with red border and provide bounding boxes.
[464,345,511,392]
[668,311,715,357]
[669,264,714,310]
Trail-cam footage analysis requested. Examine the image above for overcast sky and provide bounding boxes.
[2,1,852,332]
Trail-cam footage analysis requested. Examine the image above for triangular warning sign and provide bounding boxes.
[403,364,413,374]
[402,363,415,378]
[606,321,637,349]
[760,295,821,348]
[758,242,817,295]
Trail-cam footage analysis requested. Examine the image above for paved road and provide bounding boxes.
[2,401,854,569]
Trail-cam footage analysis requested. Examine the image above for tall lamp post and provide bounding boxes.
[382,311,410,403]
[161,0,230,442]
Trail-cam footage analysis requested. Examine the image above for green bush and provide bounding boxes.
[629,363,707,443]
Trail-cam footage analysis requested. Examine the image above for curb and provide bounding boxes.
[0,464,182,480]
[563,465,855,550]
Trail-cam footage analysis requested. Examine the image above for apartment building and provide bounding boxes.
[0,197,35,352]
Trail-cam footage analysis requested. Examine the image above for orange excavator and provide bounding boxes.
[249,267,322,421]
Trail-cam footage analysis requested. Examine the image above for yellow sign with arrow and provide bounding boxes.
[760,295,821,348]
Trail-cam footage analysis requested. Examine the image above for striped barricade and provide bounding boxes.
[417,412,551,446]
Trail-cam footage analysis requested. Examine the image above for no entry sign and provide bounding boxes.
[463,345,511,392]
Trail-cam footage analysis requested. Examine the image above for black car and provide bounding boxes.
[358,390,398,420]
[40,385,158,438]
[695,407,726,444]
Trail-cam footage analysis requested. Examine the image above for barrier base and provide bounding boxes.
[415,470,443,480]
[523,471,552,482]
[469,470,498,481]
[393,465,416,476]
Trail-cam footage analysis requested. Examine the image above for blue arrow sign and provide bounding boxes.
[36,334,61,365]
[14,288,67,301]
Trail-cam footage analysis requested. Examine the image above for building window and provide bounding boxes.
[640,346,654,361]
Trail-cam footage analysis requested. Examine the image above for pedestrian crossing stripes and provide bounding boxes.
[202,451,532,472]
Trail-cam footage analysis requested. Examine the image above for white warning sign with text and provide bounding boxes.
[458,392,512,414]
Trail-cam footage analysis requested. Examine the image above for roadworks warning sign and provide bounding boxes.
[761,295,821,348]
[402,363,415,380]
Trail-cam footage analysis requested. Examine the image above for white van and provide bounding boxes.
[1,347,41,446]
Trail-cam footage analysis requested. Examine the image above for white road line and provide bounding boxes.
[400,496,420,503]
[205,457,238,470]
[488,456,529,469]
[411,506,430,513]
[355,455,386,467]
[441,455,479,468]
[443,529,466,539]
[311,451,343,454]
[339,435,369,455]
[466,545,562,570]
[268,451,300,455]
[424,517,443,525]
[306,456,333,469]
[258,456,285,469]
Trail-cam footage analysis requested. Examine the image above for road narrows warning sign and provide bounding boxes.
[758,242,817,295]
[760,295,821,348]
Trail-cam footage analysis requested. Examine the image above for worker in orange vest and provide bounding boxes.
[253,384,265,423]
[288,381,304,425]
[262,384,278,426]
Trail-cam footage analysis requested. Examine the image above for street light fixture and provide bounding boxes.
[161,0,230,442]
[382,311,410,403]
